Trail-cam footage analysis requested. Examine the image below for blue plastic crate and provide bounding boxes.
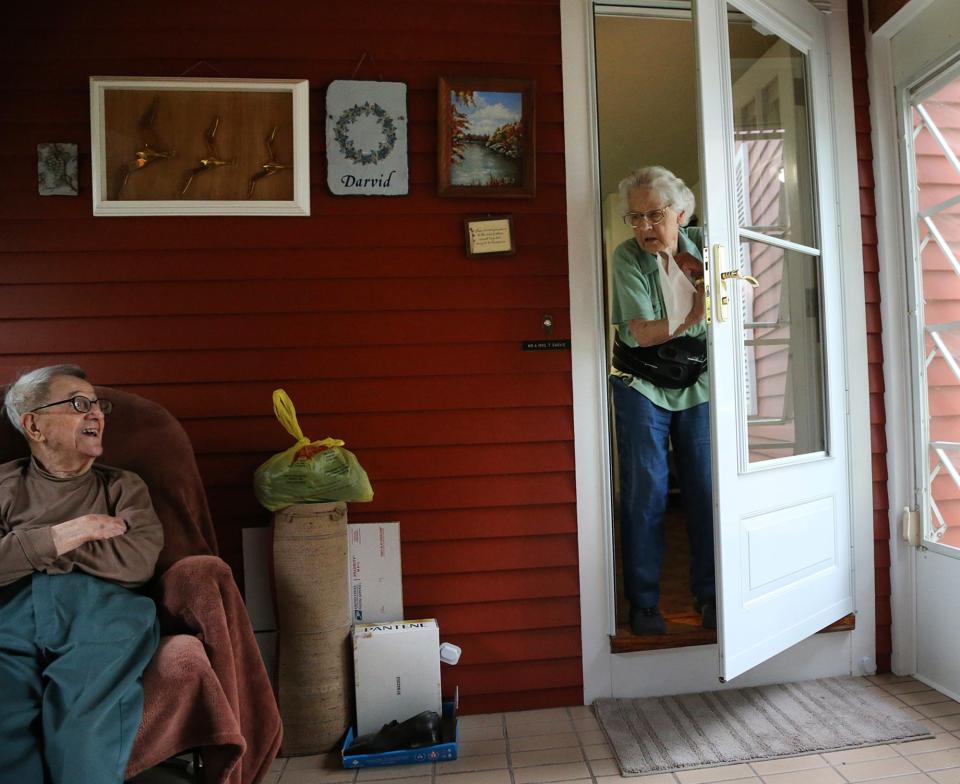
[341,699,459,768]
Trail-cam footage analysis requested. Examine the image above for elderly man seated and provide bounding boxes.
[0,364,163,784]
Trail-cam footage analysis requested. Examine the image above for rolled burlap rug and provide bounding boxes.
[272,502,351,755]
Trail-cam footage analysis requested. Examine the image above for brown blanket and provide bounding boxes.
[128,555,282,783]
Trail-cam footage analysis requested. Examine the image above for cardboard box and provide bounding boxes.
[353,619,442,736]
[348,522,403,623]
[341,695,459,768]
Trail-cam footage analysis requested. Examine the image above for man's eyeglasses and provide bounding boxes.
[623,205,671,228]
[31,396,113,415]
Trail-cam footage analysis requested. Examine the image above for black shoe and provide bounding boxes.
[697,598,717,630]
[348,710,441,754]
[630,606,666,635]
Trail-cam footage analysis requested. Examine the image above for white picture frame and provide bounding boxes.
[89,76,310,216]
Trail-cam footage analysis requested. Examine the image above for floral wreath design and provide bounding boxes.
[333,102,397,166]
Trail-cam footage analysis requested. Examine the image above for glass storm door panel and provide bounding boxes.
[903,56,960,700]
[696,0,853,681]
[906,65,960,555]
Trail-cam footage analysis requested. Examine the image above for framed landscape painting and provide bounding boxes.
[437,76,535,198]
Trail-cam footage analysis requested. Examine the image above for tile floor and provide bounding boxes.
[257,675,960,784]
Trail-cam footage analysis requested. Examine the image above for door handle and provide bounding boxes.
[712,244,730,323]
[721,270,759,287]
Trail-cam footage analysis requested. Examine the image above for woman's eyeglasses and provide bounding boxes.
[31,396,114,415]
[623,205,671,228]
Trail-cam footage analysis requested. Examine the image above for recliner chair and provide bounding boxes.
[0,385,282,784]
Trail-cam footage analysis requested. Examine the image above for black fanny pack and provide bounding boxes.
[612,333,707,389]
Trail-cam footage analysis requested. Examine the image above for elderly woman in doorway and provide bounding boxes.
[0,365,163,783]
[610,165,715,636]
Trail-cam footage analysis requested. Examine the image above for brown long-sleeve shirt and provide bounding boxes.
[0,457,164,588]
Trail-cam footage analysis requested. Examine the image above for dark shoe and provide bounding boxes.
[697,598,717,630]
[348,710,441,754]
[630,606,666,635]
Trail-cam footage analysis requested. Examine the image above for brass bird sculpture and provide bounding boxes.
[116,97,176,198]
[248,126,293,198]
[180,115,236,197]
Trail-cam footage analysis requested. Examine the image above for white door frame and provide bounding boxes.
[868,0,960,679]
[562,0,874,703]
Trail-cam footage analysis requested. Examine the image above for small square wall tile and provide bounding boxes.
[282,771,356,784]
[282,756,356,783]
[760,767,845,784]
[507,720,577,738]
[597,774,675,784]
[586,758,621,777]
[511,747,584,768]
[898,734,960,756]
[572,717,601,733]
[576,729,608,745]
[459,739,508,757]
[432,770,511,784]
[910,747,960,772]
[506,709,572,725]
[509,732,580,752]
[435,753,507,775]
[460,724,506,742]
[355,764,432,781]
[867,674,916,685]
[930,769,960,784]
[917,701,960,719]
[582,743,614,761]
[512,761,591,783]
[935,714,960,731]
[460,714,505,729]
[821,745,899,765]
[749,753,827,776]
[851,775,938,784]
[834,755,920,782]
[675,763,756,783]
[886,681,943,696]
[901,690,955,707]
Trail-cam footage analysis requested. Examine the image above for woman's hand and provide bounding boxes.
[683,279,706,330]
[51,514,128,556]
[675,251,704,282]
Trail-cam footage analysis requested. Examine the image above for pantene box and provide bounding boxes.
[348,522,403,623]
[353,619,441,736]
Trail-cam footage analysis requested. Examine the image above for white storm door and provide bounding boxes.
[695,0,854,681]
[901,57,960,699]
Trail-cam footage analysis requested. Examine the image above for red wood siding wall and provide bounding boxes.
[867,0,912,32]
[0,0,580,713]
[850,0,893,672]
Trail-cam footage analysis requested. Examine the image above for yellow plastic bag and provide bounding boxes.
[253,389,374,512]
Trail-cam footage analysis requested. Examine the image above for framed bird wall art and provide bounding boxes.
[89,77,310,216]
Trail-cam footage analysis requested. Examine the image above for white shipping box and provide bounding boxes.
[353,619,442,736]
[348,522,403,623]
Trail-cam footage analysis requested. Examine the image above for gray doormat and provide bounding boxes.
[594,677,932,776]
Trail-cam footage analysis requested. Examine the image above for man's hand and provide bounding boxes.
[51,514,128,556]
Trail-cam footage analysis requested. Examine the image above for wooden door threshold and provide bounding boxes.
[610,612,856,654]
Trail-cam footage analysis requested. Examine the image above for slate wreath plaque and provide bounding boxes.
[326,80,408,196]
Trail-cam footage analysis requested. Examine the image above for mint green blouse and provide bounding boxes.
[610,226,709,411]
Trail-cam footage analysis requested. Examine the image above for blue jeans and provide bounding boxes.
[0,572,159,784]
[611,376,715,610]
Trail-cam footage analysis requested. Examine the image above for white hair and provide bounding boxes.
[4,364,88,437]
[618,166,696,226]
